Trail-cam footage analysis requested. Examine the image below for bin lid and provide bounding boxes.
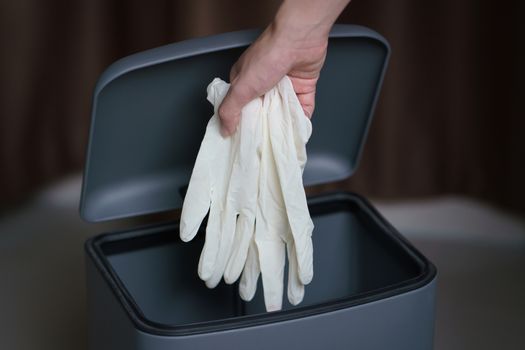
[80,24,390,222]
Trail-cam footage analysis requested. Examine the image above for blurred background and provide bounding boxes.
[0,0,524,349]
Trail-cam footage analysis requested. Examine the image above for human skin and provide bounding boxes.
[218,0,351,136]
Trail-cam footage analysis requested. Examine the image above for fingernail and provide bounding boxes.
[304,110,312,119]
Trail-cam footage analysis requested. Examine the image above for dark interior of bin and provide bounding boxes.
[98,194,423,327]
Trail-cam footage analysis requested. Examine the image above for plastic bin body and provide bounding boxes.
[80,24,437,349]
[85,193,436,350]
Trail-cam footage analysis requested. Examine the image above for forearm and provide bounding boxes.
[273,0,351,43]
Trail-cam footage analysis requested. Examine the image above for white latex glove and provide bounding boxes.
[236,77,314,311]
[179,78,263,288]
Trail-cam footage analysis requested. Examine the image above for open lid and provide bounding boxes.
[80,24,390,222]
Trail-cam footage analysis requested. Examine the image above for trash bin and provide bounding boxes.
[81,24,437,350]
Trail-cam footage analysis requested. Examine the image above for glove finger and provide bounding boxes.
[179,117,220,242]
[224,214,255,284]
[197,204,221,281]
[179,180,210,242]
[239,239,260,302]
[204,209,238,288]
[181,79,231,241]
[266,83,314,285]
[286,239,305,306]
[224,99,261,284]
[292,223,314,285]
[256,239,286,312]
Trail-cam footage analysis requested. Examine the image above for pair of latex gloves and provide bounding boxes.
[180,77,314,312]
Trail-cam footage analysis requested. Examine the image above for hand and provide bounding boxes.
[218,0,352,136]
[218,21,328,136]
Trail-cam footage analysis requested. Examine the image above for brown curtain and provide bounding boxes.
[1,0,524,214]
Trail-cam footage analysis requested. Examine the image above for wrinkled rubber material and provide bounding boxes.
[180,77,314,311]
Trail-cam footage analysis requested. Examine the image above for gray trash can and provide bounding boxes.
[80,24,437,350]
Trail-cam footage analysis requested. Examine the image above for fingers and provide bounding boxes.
[224,98,262,284]
[179,177,211,242]
[293,230,314,285]
[218,80,259,137]
[179,119,221,242]
[203,209,238,288]
[288,75,318,119]
[197,205,222,281]
[296,92,315,118]
[272,76,315,286]
[218,61,242,137]
[281,190,314,285]
[224,215,255,284]
[179,167,212,242]
[219,33,289,136]
[286,240,305,306]
[239,240,260,302]
[256,239,286,312]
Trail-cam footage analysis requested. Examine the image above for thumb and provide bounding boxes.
[218,78,260,137]
[296,91,316,119]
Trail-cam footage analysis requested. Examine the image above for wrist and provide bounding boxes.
[272,1,332,46]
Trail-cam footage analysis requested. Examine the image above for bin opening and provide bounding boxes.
[97,193,423,328]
